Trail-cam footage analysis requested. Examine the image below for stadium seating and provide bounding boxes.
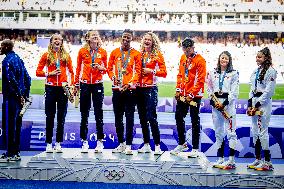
[0,0,283,83]
[0,39,283,84]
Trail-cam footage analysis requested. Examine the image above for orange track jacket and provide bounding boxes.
[176,53,206,98]
[138,51,167,87]
[75,47,107,85]
[107,47,142,89]
[36,52,74,86]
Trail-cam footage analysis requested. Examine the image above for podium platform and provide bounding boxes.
[0,149,284,188]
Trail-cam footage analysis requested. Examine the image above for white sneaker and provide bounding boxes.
[94,140,104,153]
[254,160,274,171]
[46,143,53,153]
[81,140,89,153]
[222,159,236,170]
[154,145,163,155]
[9,153,21,161]
[54,142,63,153]
[138,143,152,153]
[247,159,262,169]
[112,143,126,153]
[0,153,8,162]
[170,143,189,155]
[212,157,225,168]
[188,149,200,158]
[124,145,133,155]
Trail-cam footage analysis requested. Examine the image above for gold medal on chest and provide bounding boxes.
[121,68,127,75]
[185,77,189,82]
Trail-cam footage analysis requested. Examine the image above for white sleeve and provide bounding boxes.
[258,68,277,105]
[206,71,214,97]
[228,71,239,103]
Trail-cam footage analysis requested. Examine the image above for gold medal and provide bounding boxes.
[185,77,189,82]
[179,96,185,102]
[121,68,126,75]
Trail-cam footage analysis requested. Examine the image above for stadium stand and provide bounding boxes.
[0,0,283,83]
[0,31,283,84]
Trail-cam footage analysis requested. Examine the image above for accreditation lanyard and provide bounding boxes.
[219,71,227,92]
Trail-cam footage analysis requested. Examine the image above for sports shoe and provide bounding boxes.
[46,143,53,153]
[0,153,8,162]
[222,160,236,170]
[188,149,200,158]
[254,161,274,171]
[212,157,225,168]
[170,143,189,155]
[112,143,126,153]
[94,140,104,153]
[154,145,163,155]
[81,140,89,153]
[54,142,63,153]
[247,159,262,169]
[124,145,133,155]
[8,153,21,161]
[138,143,152,153]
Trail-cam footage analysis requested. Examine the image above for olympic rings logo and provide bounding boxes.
[104,169,124,180]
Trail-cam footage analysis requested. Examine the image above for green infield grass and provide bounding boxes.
[0,79,283,100]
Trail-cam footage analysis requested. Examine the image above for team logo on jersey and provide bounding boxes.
[85,54,89,58]
[97,54,101,58]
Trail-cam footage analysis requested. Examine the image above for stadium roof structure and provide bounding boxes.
[0,0,283,32]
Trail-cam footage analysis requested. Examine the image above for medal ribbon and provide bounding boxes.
[55,52,60,69]
[184,57,191,81]
[184,53,196,81]
[90,48,98,68]
[142,52,150,68]
[254,67,260,92]
[120,48,131,69]
[219,71,227,92]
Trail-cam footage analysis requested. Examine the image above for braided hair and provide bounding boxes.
[216,51,234,74]
[258,47,272,82]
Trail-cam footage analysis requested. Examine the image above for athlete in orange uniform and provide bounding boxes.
[171,38,206,157]
[74,30,107,153]
[107,29,142,155]
[36,33,74,153]
[136,32,167,155]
